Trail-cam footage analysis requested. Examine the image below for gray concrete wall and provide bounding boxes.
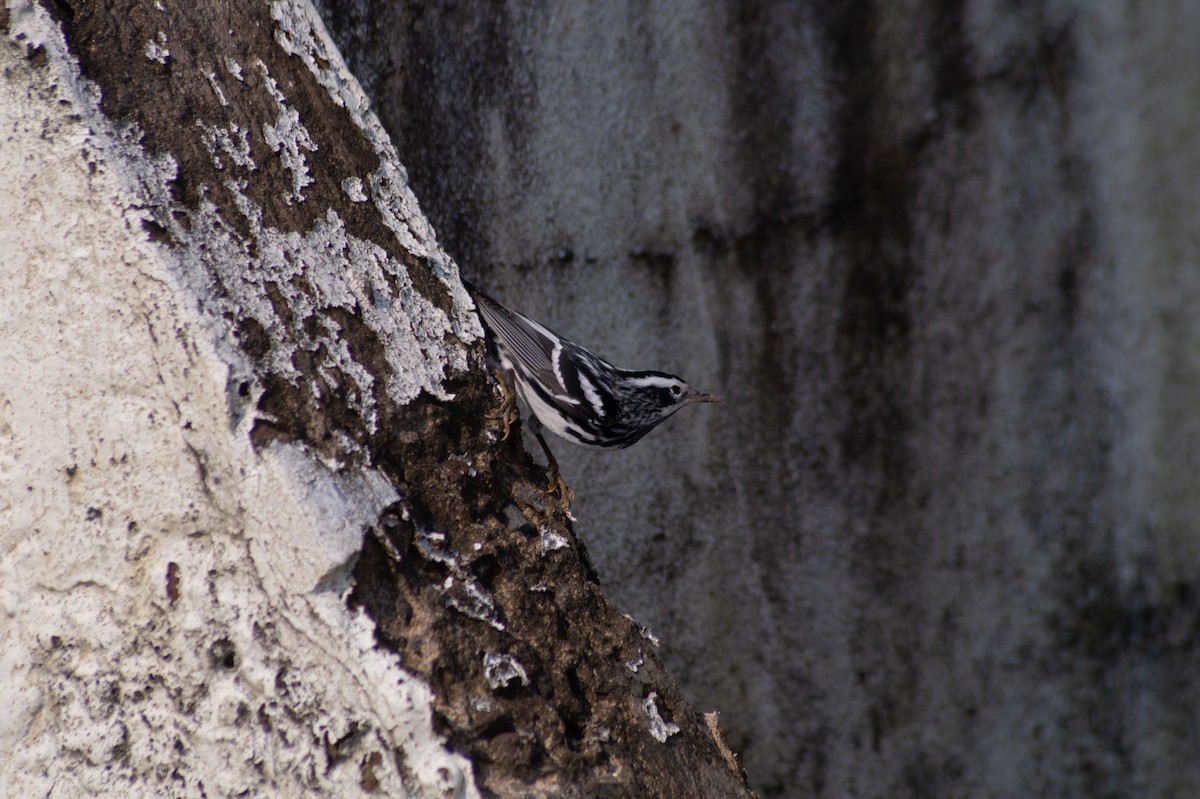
[319,2,1200,795]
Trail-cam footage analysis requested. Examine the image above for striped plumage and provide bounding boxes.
[467,283,721,451]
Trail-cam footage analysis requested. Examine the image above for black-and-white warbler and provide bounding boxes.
[466,281,721,505]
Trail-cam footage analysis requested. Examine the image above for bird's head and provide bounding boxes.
[624,372,723,419]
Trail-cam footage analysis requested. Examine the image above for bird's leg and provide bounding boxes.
[486,368,520,441]
[532,425,574,511]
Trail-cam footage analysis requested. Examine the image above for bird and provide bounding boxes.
[465,281,722,508]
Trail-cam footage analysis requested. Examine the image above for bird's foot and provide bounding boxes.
[486,368,520,440]
[547,466,575,512]
[531,427,574,514]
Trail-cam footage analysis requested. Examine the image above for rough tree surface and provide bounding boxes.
[317,1,1200,797]
[0,1,755,797]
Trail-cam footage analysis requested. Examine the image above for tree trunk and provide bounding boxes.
[316,2,1200,797]
[0,2,754,797]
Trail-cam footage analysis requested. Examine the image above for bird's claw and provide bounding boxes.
[547,468,574,511]
[529,426,573,512]
[486,368,520,440]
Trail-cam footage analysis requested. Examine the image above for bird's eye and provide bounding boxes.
[671,385,683,397]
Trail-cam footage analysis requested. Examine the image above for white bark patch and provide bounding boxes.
[197,120,255,171]
[540,527,569,553]
[144,31,169,64]
[258,59,317,203]
[204,70,230,106]
[483,653,530,690]
[269,0,480,336]
[642,692,680,743]
[0,4,481,798]
[342,175,368,202]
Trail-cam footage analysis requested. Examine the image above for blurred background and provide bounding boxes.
[316,2,1200,796]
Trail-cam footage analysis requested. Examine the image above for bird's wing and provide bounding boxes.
[467,283,631,444]
[467,284,574,400]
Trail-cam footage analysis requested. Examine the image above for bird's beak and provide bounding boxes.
[685,388,723,405]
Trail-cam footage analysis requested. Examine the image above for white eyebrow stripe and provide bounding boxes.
[626,375,677,389]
